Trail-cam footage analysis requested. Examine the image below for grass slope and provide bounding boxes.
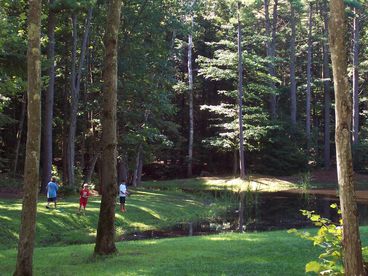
[0,231,323,276]
[0,189,232,250]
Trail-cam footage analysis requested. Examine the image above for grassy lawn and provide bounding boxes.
[2,175,367,275]
[0,189,233,250]
[0,230,325,276]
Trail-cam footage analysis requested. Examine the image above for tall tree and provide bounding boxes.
[352,7,360,145]
[289,1,297,128]
[41,0,57,192]
[187,0,195,178]
[322,0,331,168]
[94,0,122,255]
[65,7,93,187]
[306,2,313,145]
[237,1,246,179]
[264,0,278,119]
[14,0,42,274]
[329,0,364,274]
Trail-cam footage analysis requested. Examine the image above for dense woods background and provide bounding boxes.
[1,0,368,189]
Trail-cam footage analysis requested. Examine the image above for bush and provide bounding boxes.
[288,205,344,275]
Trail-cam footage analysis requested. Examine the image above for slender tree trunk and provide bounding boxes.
[187,2,195,178]
[137,154,143,185]
[233,149,238,176]
[237,1,246,179]
[84,152,100,184]
[329,0,364,274]
[352,9,360,145]
[238,191,245,232]
[41,0,56,192]
[264,0,278,119]
[132,144,142,187]
[66,8,93,187]
[117,156,128,183]
[13,93,26,176]
[306,3,313,145]
[94,0,122,255]
[290,3,297,127]
[14,0,42,274]
[62,40,70,185]
[322,0,331,169]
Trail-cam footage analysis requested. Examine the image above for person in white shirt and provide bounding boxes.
[119,180,129,212]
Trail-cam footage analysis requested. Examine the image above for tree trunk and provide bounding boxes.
[322,0,331,169]
[306,3,313,145]
[329,0,364,274]
[132,144,142,187]
[187,1,195,178]
[84,152,100,184]
[66,8,93,187]
[137,153,143,185]
[41,0,56,192]
[233,149,238,176]
[117,156,128,183]
[14,0,42,274]
[352,9,360,145]
[264,0,278,119]
[94,0,122,256]
[289,3,297,128]
[237,1,246,179]
[238,191,245,232]
[62,41,69,186]
[13,93,26,177]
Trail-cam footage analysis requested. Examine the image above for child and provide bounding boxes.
[119,180,129,212]
[79,183,90,214]
[46,176,58,209]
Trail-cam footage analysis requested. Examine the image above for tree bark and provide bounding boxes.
[329,0,364,274]
[306,3,313,145]
[41,0,56,192]
[14,0,42,274]
[352,9,360,145]
[94,0,122,255]
[66,8,93,187]
[187,0,195,178]
[237,1,246,179]
[322,0,331,169]
[289,2,297,128]
[13,93,26,176]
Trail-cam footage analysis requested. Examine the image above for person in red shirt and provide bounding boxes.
[79,183,90,214]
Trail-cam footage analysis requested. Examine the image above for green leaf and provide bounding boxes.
[306,261,322,273]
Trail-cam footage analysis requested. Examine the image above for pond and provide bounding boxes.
[120,191,368,241]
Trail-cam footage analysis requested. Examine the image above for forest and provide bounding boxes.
[1,0,367,187]
[1,0,368,275]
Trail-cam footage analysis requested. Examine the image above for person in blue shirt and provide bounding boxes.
[46,176,59,209]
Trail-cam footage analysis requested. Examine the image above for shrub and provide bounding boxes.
[288,204,344,275]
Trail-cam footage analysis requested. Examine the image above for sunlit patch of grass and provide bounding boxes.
[0,229,343,275]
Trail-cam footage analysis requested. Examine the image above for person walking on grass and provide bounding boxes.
[46,176,58,209]
[119,180,129,212]
[79,183,90,214]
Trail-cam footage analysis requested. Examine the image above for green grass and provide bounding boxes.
[0,230,324,276]
[0,189,234,250]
